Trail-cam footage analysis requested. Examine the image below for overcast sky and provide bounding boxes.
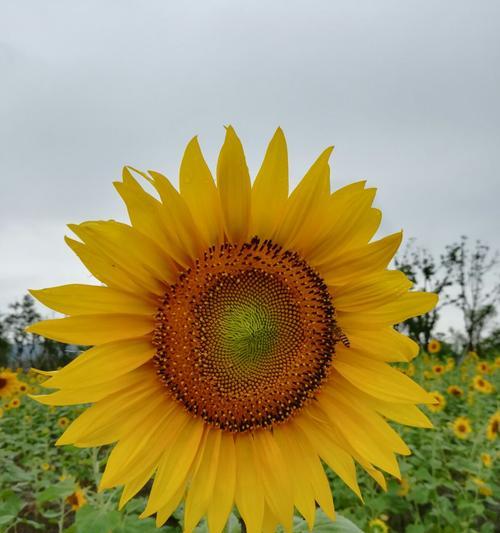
[1,1,499,333]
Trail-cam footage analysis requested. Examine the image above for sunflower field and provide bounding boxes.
[1,349,498,533]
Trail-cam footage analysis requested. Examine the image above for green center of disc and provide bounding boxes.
[221,302,278,364]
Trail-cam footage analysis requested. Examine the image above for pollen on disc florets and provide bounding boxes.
[153,237,338,432]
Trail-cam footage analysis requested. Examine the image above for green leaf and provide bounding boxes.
[37,480,75,503]
[290,510,363,532]
[74,505,122,533]
[116,513,161,533]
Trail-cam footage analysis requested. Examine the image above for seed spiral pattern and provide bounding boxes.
[153,237,337,432]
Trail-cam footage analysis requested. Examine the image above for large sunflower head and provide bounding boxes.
[28,127,437,532]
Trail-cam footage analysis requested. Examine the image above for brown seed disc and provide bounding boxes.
[153,237,337,432]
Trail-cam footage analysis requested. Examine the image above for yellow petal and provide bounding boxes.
[34,364,154,407]
[29,284,156,316]
[329,374,432,428]
[69,221,176,293]
[253,430,294,531]
[109,402,186,490]
[43,338,155,390]
[115,168,186,263]
[338,292,438,330]
[250,128,288,237]
[179,136,224,247]
[57,377,162,445]
[155,481,186,528]
[235,434,264,533]
[317,231,403,286]
[332,270,413,312]
[341,327,419,362]
[142,416,204,517]
[295,412,361,499]
[26,314,154,345]
[334,349,434,404]
[207,432,237,533]
[310,400,401,478]
[273,425,325,528]
[119,465,156,509]
[184,430,222,533]
[275,147,333,250]
[65,237,144,294]
[147,170,206,260]
[307,188,378,262]
[217,126,251,243]
[319,388,411,457]
[100,400,178,488]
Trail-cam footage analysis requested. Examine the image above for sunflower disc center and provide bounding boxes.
[153,237,337,432]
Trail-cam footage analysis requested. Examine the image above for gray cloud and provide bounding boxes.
[1,0,499,333]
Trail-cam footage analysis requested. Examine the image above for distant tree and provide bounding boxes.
[2,294,42,367]
[444,236,500,355]
[479,327,500,356]
[1,294,72,369]
[0,319,11,367]
[394,239,454,349]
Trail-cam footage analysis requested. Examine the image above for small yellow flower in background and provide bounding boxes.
[66,487,86,511]
[432,364,445,376]
[428,339,441,354]
[369,517,389,533]
[453,416,472,439]
[397,477,410,496]
[494,356,500,368]
[427,391,446,412]
[468,351,479,361]
[476,361,491,374]
[41,462,50,471]
[9,398,21,409]
[447,385,463,398]
[472,477,492,497]
[0,370,21,398]
[58,416,70,429]
[402,363,415,377]
[472,375,494,394]
[486,411,500,440]
[445,357,455,371]
[0,407,3,418]
[480,453,492,468]
[17,382,29,395]
[423,370,433,380]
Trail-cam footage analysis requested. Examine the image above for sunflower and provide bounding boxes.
[472,478,492,497]
[369,518,389,533]
[472,375,493,394]
[0,407,3,418]
[58,416,70,429]
[445,357,455,371]
[427,391,446,413]
[432,364,445,376]
[9,398,21,409]
[446,385,463,398]
[486,412,499,440]
[494,356,500,369]
[427,339,441,354]
[476,361,491,374]
[17,382,29,395]
[66,487,86,510]
[27,127,437,532]
[480,452,492,468]
[453,416,472,439]
[41,462,51,471]
[0,370,21,398]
